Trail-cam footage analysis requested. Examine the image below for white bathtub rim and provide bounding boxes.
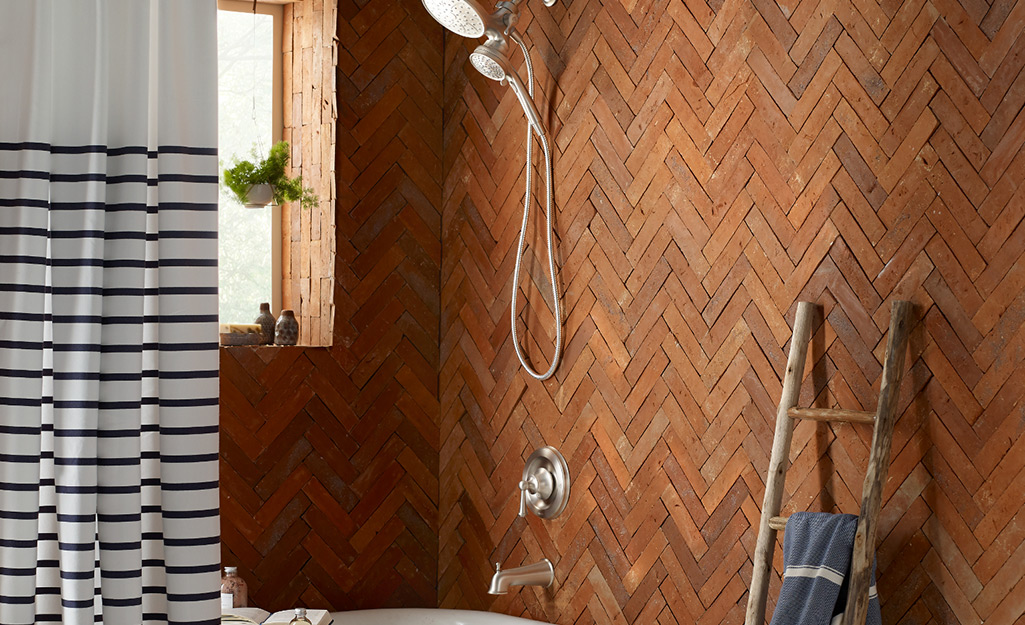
[328,608,550,625]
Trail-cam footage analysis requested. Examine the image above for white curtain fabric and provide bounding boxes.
[0,2,220,625]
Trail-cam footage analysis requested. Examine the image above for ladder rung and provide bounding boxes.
[768,516,788,530]
[787,407,875,424]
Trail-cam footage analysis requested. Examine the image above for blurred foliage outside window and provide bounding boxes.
[217,10,274,324]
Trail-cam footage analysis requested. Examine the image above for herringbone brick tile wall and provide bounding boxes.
[219,0,443,611]
[439,0,1025,624]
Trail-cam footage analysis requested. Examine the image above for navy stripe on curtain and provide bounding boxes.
[0,2,221,625]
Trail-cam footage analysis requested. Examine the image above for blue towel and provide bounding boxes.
[769,512,881,625]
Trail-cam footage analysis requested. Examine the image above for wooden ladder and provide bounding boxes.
[744,300,912,625]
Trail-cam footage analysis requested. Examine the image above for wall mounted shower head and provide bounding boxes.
[421,0,489,38]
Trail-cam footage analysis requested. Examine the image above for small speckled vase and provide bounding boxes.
[254,302,275,345]
[275,309,299,345]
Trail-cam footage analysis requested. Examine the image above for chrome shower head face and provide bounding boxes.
[422,0,487,38]
[470,47,506,81]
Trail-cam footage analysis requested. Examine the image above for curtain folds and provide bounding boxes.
[0,2,220,624]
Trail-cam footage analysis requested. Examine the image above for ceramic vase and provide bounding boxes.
[275,309,299,345]
[254,302,275,345]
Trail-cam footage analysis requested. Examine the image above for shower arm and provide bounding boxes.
[491,0,559,37]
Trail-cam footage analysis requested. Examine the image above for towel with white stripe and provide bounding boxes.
[769,512,881,625]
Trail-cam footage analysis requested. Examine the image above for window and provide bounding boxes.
[215,0,336,345]
[216,1,283,324]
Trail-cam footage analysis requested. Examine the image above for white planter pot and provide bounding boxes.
[244,183,274,208]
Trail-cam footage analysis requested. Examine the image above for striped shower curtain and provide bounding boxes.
[0,2,220,625]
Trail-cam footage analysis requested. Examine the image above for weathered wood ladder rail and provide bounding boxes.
[745,300,913,625]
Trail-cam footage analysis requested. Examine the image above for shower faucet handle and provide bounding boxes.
[517,476,533,517]
[517,447,570,519]
[517,472,551,517]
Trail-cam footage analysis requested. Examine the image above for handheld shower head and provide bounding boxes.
[469,47,506,81]
[421,0,489,37]
[422,0,564,380]
[470,41,544,134]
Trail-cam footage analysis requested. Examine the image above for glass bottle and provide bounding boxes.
[220,566,248,609]
[289,607,313,625]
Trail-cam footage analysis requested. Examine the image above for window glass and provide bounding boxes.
[217,10,274,324]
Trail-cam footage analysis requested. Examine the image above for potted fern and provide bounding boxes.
[222,141,318,209]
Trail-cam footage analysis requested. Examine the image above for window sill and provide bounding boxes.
[219,344,330,349]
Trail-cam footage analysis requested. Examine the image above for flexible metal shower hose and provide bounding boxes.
[510,34,562,380]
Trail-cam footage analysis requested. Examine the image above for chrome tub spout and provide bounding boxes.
[487,559,554,595]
